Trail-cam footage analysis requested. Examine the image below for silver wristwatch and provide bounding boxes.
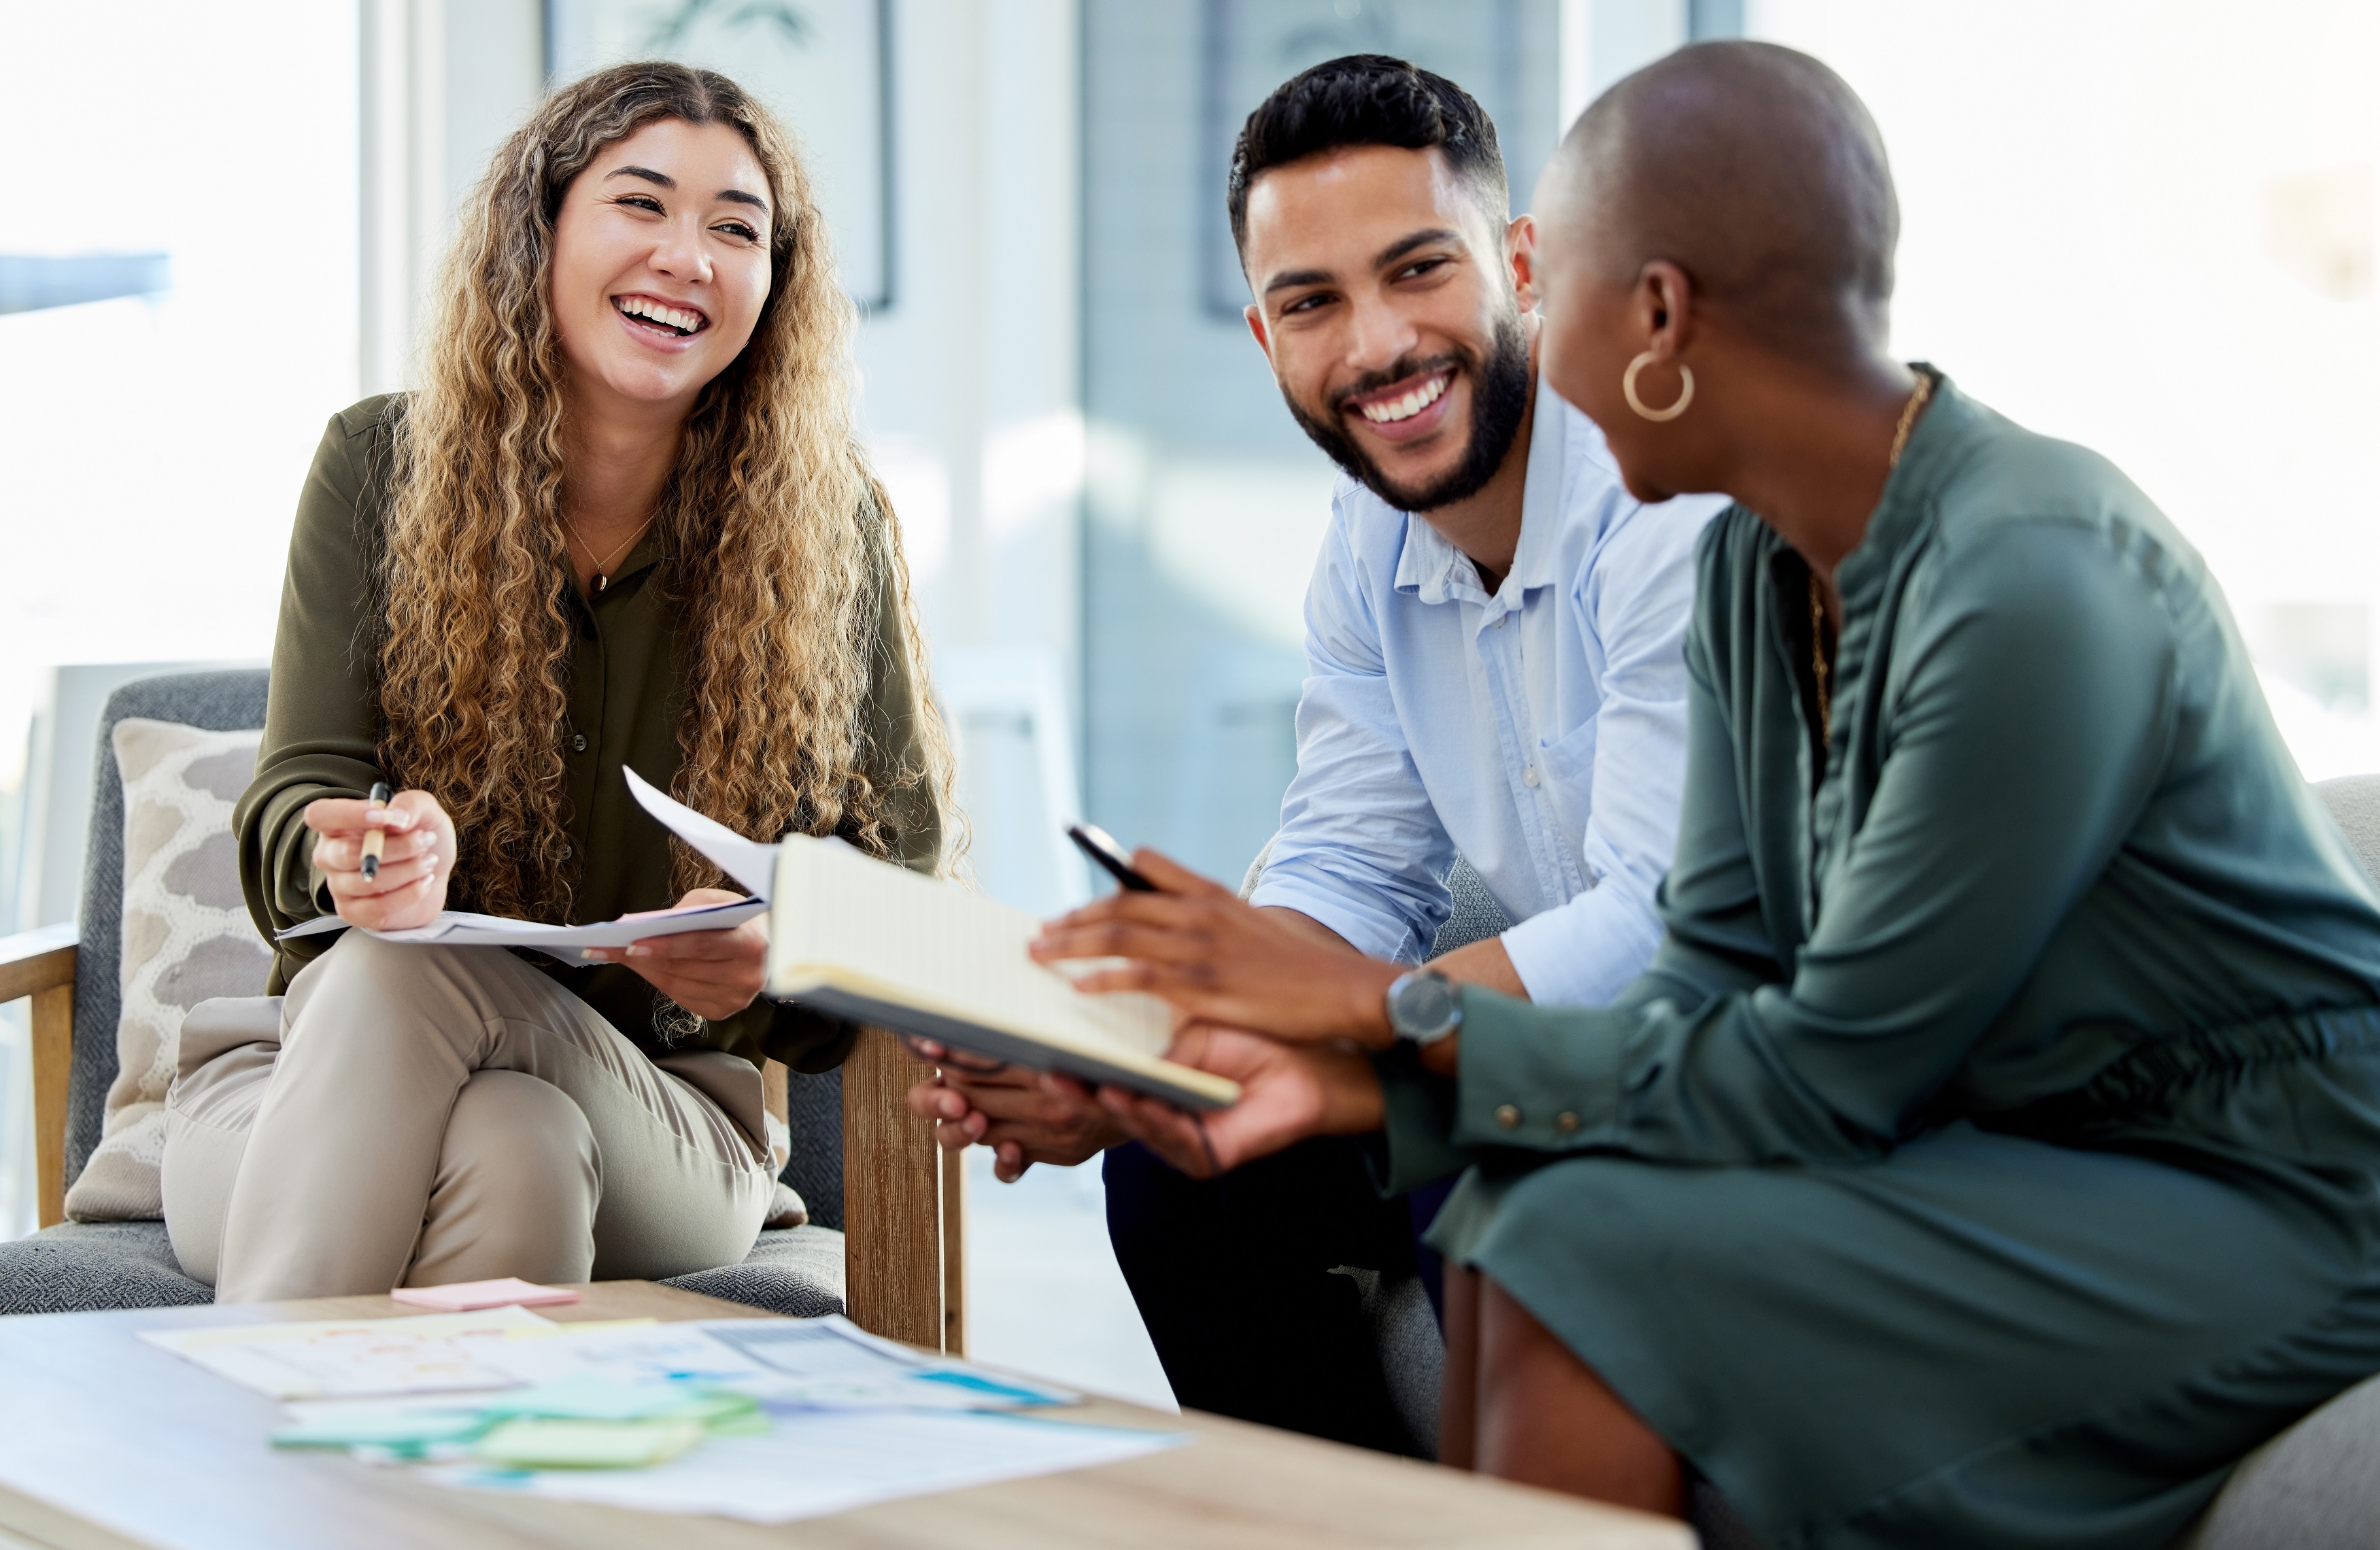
[1385,968,1463,1047]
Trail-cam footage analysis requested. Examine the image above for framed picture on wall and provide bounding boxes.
[547,0,895,310]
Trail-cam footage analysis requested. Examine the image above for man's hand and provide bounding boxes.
[902,1039,1127,1182]
[1030,850,1403,1047]
[1429,933,1529,998]
[584,888,766,1022]
[306,789,456,931]
[1078,1024,1385,1179]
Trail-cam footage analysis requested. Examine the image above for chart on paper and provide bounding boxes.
[140,1307,557,1400]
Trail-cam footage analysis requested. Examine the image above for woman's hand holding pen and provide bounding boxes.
[584,888,768,1022]
[1027,849,1404,1047]
[305,790,457,931]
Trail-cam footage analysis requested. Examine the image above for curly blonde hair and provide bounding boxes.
[375,60,951,921]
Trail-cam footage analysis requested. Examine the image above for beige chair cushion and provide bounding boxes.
[65,719,270,1222]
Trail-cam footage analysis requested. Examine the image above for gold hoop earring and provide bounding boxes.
[1622,352,1694,421]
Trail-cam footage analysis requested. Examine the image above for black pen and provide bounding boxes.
[360,781,393,880]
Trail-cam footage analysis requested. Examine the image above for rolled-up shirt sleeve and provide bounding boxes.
[1249,499,1455,962]
[1499,504,1702,1005]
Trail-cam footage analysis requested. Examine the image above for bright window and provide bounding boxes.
[1751,0,2380,773]
[0,0,358,1236]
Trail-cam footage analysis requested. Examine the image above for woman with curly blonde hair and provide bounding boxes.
[158,61,951,1300]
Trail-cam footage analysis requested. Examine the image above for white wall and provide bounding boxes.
[1561,0,1693,129]
[856,0,1085,910]
[360,0,545,396]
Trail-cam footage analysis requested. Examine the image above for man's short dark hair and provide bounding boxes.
[1227,54,1508,264]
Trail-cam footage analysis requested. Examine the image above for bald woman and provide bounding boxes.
[1025,39,2380,1550]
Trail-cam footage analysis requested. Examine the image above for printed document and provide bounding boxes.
[275,768,774,952]
[140,1307,558,1399]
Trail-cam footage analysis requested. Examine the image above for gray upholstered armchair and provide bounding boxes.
[0,670,962,1352]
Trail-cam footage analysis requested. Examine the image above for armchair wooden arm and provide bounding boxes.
[0,923,78,1231]
[767,1030,967,1355]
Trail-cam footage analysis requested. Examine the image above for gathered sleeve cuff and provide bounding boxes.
[1363,1043,1478,1196]
[1448,985,1625,1149]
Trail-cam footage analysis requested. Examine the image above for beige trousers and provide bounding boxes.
[160,930,774,1302]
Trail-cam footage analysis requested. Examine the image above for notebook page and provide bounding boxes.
[772,838,1174,1059]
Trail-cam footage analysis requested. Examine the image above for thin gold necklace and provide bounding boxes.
[1809,371,1933,739]
[562,513,656,594]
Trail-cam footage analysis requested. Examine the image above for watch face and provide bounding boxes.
[1393,971,1459,1040]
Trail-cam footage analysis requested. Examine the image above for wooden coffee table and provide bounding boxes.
[0,1281,1690,1549]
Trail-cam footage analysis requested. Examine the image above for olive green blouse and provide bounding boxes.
[234,396,942,1073]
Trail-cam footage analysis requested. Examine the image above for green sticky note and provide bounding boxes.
[479,1379,760,1430]
[668,1392,763,1430]
[272,1412,491,1450]
[702,1406,771,1437]
[481,1378,710,1423]
[473,1417,707,1470]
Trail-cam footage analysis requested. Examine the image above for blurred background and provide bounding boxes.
[3,0,2375,1403]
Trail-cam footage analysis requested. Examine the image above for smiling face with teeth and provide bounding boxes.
[1242,144,1540,518]
[550,117,775,423]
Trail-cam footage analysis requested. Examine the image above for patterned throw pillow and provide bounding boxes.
[64,719,272,1222]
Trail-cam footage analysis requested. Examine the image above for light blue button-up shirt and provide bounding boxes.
[1250,380,1724,1007]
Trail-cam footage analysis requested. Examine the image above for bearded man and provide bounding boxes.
[911,54,1724,1453]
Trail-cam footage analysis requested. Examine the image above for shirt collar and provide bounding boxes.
[1835,365,1976,609]
[1391,371,1563,609]
[1505,375,1568,594]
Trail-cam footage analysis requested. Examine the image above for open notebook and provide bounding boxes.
[765,841,1242,1112]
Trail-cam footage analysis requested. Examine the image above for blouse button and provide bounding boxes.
[1555,1111,1581,1135]
[1494,1103,1521,1130]
[1523,766,1541,788]
[572,734,588,753]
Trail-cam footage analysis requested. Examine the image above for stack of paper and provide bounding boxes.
[148,1311,1180,1519]
[146,1311,1076,1413]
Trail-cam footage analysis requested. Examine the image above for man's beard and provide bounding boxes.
[1283,305,1534,514]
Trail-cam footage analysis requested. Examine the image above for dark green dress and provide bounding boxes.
[1378,373,2380,1549]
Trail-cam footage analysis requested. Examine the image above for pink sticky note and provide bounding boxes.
[389,1277,583,1312]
